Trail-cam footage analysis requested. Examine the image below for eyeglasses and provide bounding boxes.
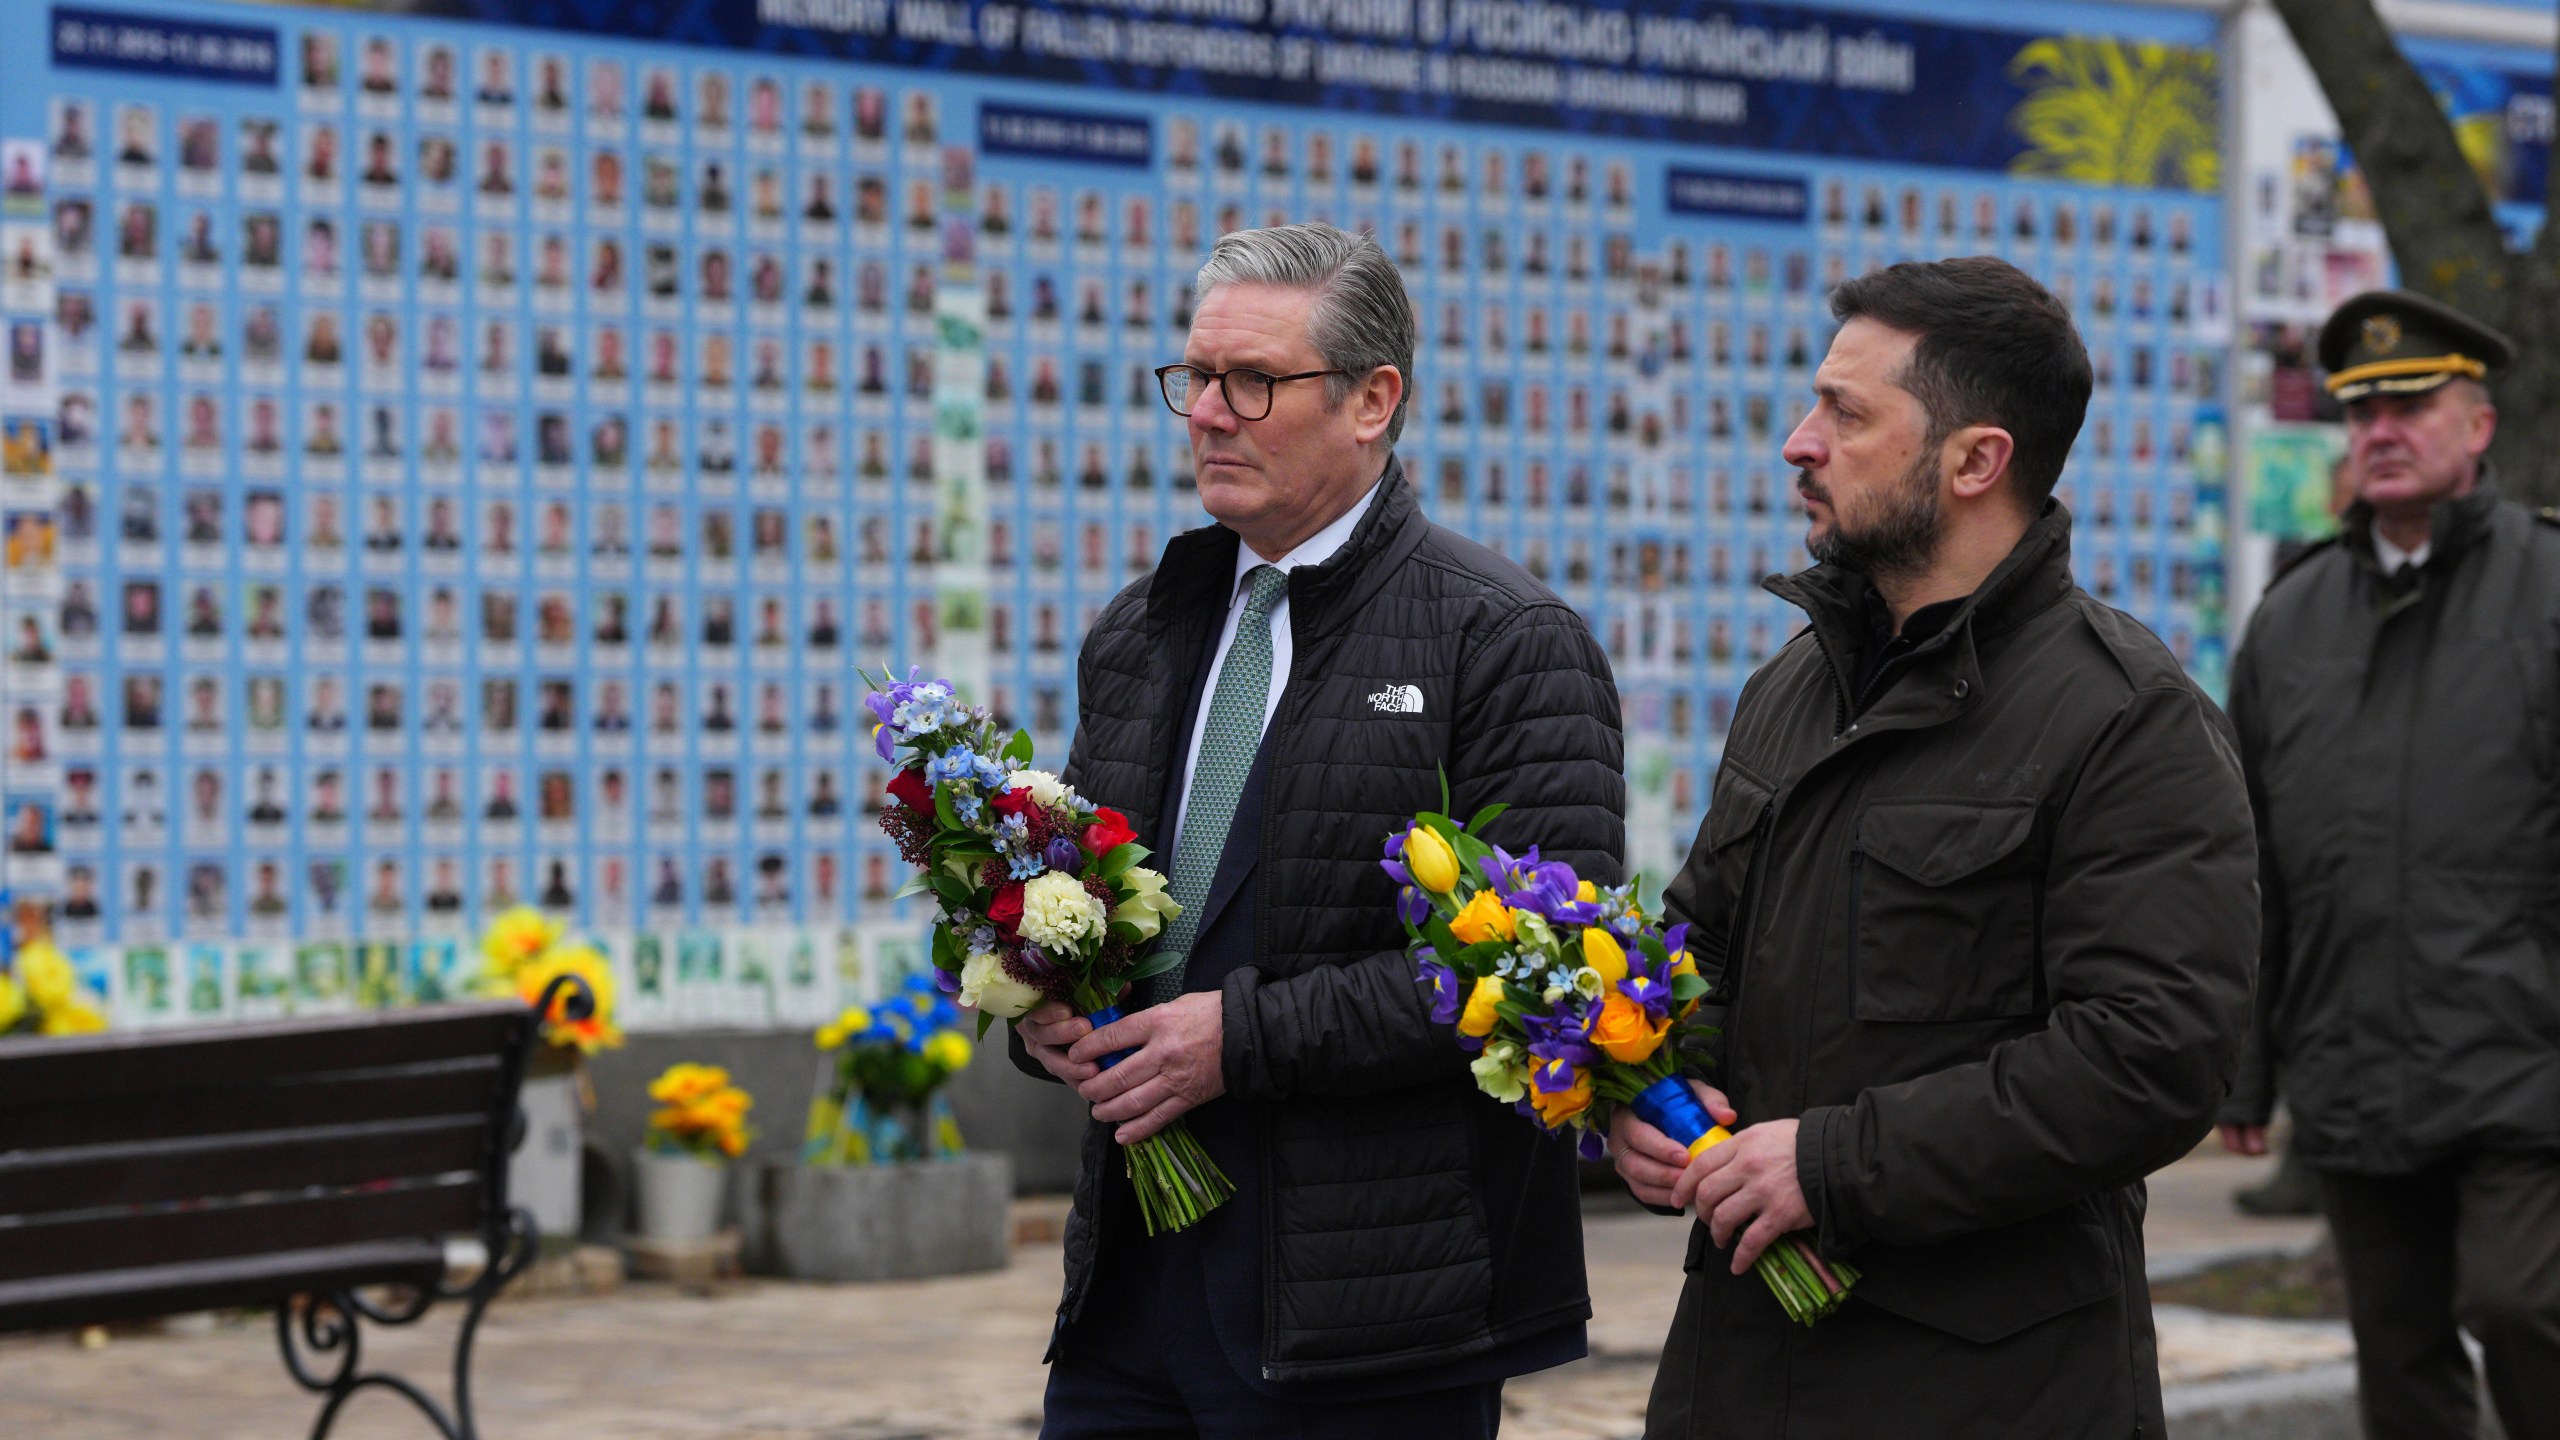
[1154,363,1348,421]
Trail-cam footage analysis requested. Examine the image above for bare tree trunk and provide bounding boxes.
[2271,0,2560,503]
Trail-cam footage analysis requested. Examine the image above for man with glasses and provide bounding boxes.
[1007,222,1624,1436]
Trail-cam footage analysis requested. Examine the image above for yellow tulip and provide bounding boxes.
[1457,976,1506,1038]
[1405,826,1460,894]
[1529,1074,1593,1127]
[1448,890,1517,945]
[1589,993,1669,1065]
[1669,950,1702,1018]
[1575,880,1599,902]
[17,941,75,1011]
[1581,928,1628,985]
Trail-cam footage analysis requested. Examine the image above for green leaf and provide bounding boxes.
[928,871,974,911]
[1672,973,1711,1002]
[1105,919,1144,946]
[1423,917,1465,959]
[1095,842,1148,880]
[1464,801,1511,835]
[977,1010,996,1041]
[1635,934,1671,969]
[894,873,934,901]
[1002,729,1035,764]
[933,781,963,832]
[1124,949,1183,982]
[1436,764,1453,816]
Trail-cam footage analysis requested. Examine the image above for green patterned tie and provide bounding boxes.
[1140,564,1289,1007]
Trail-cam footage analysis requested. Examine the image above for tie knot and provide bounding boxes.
[1241,565,1288,616]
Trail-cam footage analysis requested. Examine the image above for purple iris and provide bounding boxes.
[931,966,962,996]
[1415,951,1462,1025]
[1522,1008,1601,1093]
[1379,829,1413,888]
[1043,836,1085,874]
[1577,1129,1609,1162]
[1483,845,1603,925]
[1395,885,1431,926]
[1617,958,1675,1021]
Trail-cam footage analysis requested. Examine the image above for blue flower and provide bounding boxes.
[925,747,981,786]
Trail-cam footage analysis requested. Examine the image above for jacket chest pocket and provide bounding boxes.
[1851,799,2040,1023]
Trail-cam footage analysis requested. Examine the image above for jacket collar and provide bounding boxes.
[2340,465,2503,579]
[1765,500,2077,736]
[1146,455,1425,640]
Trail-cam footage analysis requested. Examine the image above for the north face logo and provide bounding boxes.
[1368,684,1425,715]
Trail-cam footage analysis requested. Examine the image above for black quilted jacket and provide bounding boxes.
[1013,461,1624,1382]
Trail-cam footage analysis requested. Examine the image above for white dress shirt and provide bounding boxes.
[1171,480,1382,849]
[2373,527,2431,576]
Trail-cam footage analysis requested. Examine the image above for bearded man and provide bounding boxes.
[1616,256,2257,1437]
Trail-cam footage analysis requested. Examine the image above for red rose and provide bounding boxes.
[1083,808,1137,856]
[986,882,1026,938]
[885,768,933,812]
[990,784,1040,821]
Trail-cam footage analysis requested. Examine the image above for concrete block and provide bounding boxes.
[750,1153,1012,1283]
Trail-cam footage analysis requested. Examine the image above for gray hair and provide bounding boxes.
[1196,222,1415,443]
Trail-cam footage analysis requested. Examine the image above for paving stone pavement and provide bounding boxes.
[0,1149,2345,1439]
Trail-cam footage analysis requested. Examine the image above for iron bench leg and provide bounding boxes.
[275,1209,538,1440]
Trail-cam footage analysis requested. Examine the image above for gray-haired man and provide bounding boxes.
[1006,223,1624,1434]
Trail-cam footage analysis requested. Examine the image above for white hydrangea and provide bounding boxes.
[1017,870,1107,952]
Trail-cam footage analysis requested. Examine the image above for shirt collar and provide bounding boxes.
[2372,528,2431,574]
[1231,479,1382,597]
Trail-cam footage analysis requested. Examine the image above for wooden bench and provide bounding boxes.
[0,977,587,1439]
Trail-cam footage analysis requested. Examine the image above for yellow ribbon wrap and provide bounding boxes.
[1686,1125,1734,1161]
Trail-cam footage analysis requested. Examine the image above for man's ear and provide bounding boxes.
[1945,424,2016,503]
[2468,397,2498,458]
[1354,366,1404,446]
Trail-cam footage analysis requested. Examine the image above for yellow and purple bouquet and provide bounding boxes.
[864,668,1230,1234]
[1384,787,1859,1326]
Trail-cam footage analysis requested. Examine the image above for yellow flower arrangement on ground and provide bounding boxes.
[473,906,622,1053]
[645,1063,755,1160]
[2,938,108,1037]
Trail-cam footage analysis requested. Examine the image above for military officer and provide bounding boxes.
[2222,289,2560,1440]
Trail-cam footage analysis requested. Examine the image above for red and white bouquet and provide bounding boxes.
[864,669,1232,1234]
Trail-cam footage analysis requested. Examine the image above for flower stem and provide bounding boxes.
[1120,1119,1233,1235]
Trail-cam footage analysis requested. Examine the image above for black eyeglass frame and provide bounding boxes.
[1153,363,1353,420]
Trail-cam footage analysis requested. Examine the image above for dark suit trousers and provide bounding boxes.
[1039,1216,1502,1440]
[2319,1153,2560,1440]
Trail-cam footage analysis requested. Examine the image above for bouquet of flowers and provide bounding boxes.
[863,668,1230,1235]
[803,973,976,1166]
[1384,787,1860,1326]
[644,1063,755,1160]
[474,906,622,1055]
